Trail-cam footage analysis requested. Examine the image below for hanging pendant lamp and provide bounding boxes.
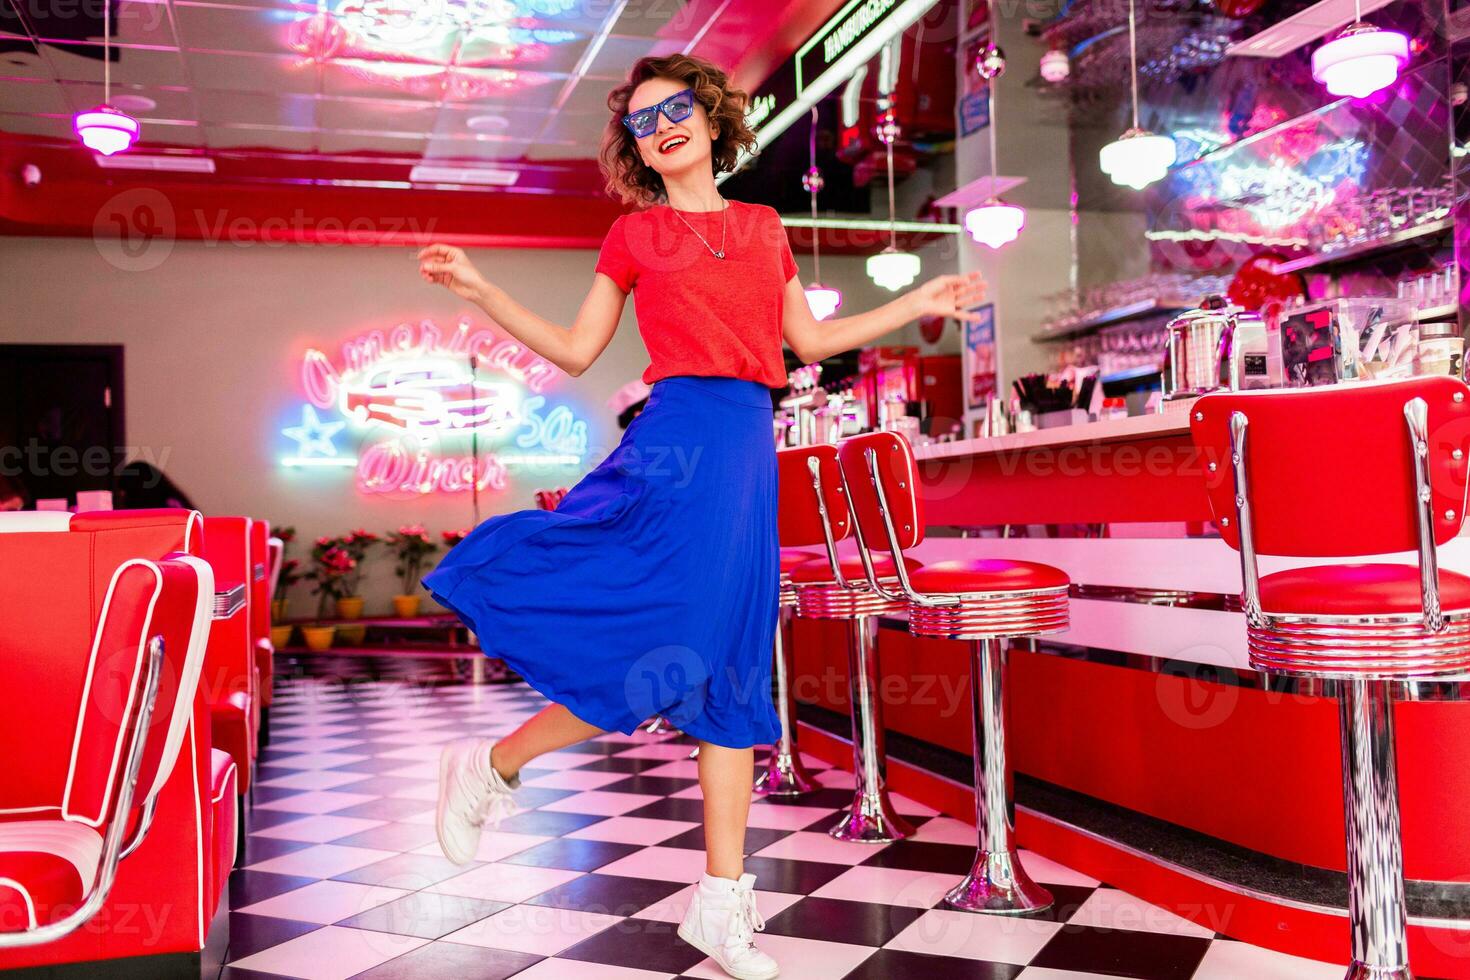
[1099,0,1173,190]
[801,107,842,320]
[867,106,920,291]
[964,7,1023,249]
[1312,0,1409,101]
[75,0,139,155]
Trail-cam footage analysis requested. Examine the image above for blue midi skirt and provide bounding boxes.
[424,375,782,749]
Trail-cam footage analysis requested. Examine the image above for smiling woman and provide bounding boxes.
[414,49,984,980]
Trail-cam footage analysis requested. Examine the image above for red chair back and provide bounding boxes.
[0,511,211,823]
[837,431,926,552]
[1191,377,1470,558]
[776,444,851,548]
[200,517,254,714]
[248,520,270,645]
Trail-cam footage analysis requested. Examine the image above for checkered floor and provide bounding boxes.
[220,677,1347,980]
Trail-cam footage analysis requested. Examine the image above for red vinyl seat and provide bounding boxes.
[790,553,923,584]
[910,559,1072,594]
[1258,563,1470,617]
[0,510,221,961]
[779,548,822,574]
[0,823,102,931]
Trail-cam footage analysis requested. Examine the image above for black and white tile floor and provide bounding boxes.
[220,677,1347,980]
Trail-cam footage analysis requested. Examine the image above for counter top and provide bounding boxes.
[914,411,1192,461]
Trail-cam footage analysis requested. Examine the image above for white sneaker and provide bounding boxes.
[435,738,519,865]
[678,873,780,980]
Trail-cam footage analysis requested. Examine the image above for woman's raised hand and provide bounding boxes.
[908,271,989,323]
[418,243,490,302]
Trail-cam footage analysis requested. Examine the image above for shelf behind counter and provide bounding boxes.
[913,411,1212,527]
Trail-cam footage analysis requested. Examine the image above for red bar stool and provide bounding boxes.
[753,547,823,796]
[837,431,1070,913]
[781,444,915,842]
[1191,376,1470,980]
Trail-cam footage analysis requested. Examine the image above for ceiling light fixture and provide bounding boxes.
[801,107,842,320]
[867,105,920,292]
[74,0,139,156]
[1311,5,1409,99]
[964,4,1024,250]
[1098,0,1174,190]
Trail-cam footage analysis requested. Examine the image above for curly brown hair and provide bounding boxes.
[598,54,758,208]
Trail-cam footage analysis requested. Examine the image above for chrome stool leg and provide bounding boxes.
[830,616,914,843]
[644,715,680,736]
[945,638,1053,914]
[1339,679,1412,980]
[756,606,817,797]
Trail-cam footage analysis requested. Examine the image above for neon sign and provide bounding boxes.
[280,316,589,497]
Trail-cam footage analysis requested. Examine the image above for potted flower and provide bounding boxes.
[270,557,303,649]
[333,529,379,620]
[387,524,438,618]
[304,540,356,651]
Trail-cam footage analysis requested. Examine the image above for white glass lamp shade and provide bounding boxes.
[1312,23,1409,99]
[804,283,843,320]
[866,248,921,291]
[75,105,140,156]
[1099,128,1176,190]
[964,201,1026,249]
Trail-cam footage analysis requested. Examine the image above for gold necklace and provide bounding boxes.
[670,199,728,259]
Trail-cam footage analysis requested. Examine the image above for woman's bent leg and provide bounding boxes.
[492,703,605,779]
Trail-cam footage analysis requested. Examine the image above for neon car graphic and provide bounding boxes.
[339,359,518,436]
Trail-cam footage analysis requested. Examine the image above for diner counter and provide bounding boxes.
[785,413,1470,976]
[913,411,1191,461]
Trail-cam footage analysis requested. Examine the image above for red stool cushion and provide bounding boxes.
[1260,564,1470,616]
[909,559,1069,594]
[779,549,823,574]
[0,820,103,932]
[791,554,922,584]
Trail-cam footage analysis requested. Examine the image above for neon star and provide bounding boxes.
[283,404,347,457]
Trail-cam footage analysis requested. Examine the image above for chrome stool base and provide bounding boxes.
[829,616,914,844]
[754,755,818,797]
[756,605,818,798]
[943,638,1052,915]
[1343,967,1412,980]
[945,850,1053,915]
[1339,679,1413,980]
[829,794,914,843]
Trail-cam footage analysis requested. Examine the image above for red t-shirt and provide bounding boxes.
[595,201,798,388]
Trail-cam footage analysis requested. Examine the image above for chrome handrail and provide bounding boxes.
[1227,412,1265,630]
[1404,397,1445,634]
[863,446,958,608]
[806,455,851,590]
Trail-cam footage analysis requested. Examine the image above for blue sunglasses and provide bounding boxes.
[622,88,698,139]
